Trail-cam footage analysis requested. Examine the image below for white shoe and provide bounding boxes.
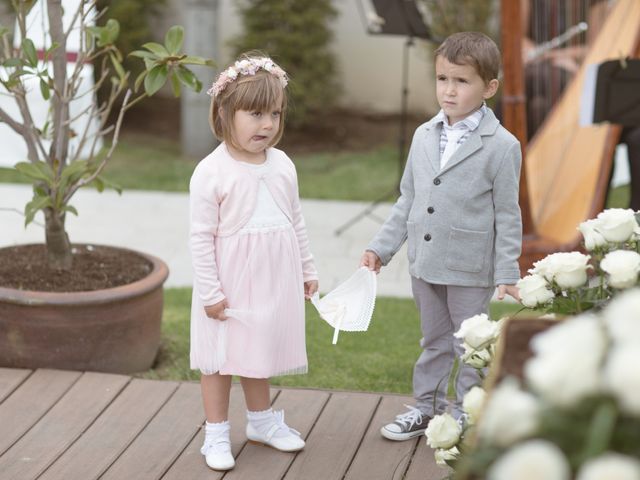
[246,410,305,452]
[201,435,235,470]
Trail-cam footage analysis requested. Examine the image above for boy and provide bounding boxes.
[361,32,522,441]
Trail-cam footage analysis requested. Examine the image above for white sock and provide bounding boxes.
[202,420,231,454]
[247,408,290,439]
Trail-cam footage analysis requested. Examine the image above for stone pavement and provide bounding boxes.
[0,183,413,297]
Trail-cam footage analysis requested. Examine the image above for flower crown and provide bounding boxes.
[207,57,288,97]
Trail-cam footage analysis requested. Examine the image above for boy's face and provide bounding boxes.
[435,56,498,125]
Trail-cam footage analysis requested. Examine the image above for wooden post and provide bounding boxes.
[501,0,535,236]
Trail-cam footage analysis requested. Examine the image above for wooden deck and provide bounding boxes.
[0,368,447,480]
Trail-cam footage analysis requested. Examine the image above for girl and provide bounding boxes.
[189,54,318,471]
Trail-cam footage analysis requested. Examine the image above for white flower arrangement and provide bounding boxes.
[516,209,640,314]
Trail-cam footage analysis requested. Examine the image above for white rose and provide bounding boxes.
[478,378,539,447]
[462,386,486,424]
[517,274,555,307]
[454,314,501,350]
[531,252,590,289]
[596,208,638,243]
[604,344,640,415]
[461,343,493,369]
[525,315,605,406]
[434,446,460,466]
[576,453,640,480]
[487,440,571,480]
[578,218,608,250]
[600,250,640,289]
[425,413,461,449]
[602,288,640,344]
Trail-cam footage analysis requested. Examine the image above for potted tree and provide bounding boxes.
[0,0,212,373]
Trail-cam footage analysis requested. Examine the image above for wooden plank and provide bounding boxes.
[344,395,418,480]
[101,382,204,480]
[284,392,380,480]
[0,371,129,480]
[224,388,329,480]
[0,369,82,457]
[161,384,276,480]
[0,368,31,403]
[403,436,450,480]
[39,378,178,480]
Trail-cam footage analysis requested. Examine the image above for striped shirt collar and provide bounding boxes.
[433,103,487,131]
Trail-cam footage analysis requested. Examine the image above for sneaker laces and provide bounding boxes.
[394,405,424,429]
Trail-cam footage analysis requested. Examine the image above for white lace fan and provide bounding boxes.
[311,267,377,344]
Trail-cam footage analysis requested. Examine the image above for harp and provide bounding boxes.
[501,0,640,273]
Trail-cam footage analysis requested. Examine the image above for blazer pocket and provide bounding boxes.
[445,227,489,273]
[406,221,417,263]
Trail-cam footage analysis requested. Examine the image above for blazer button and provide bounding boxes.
[427,206,434,214]
[433,178,441,185]
[424,233,432,241]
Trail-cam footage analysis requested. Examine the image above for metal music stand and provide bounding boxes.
[335,0,435,235]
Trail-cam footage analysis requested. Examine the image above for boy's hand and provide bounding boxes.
[360,250,382,273]
[497,284,520,302]
[304,280,319,299]
[204,299,228,320]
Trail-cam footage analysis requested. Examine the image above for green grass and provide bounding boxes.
[142,288,527,394]
[0,133,630,206]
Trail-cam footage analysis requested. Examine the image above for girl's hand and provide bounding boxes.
[304,280,319,300]
[204,299,229,320]
[360,250,382,273]
[497,284,521,302]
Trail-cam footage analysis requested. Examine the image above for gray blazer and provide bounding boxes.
[368,108,522,287]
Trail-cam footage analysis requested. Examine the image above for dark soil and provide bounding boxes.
[0,244,152,292]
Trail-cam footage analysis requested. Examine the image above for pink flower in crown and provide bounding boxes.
[207,57,288,97]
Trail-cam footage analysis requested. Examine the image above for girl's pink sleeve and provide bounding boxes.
[290,171,318,282]
[189,167,225,306]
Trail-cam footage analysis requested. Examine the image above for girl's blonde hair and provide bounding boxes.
[209,54,288,150]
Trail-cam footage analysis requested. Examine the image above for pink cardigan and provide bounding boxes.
[189,143,318,306]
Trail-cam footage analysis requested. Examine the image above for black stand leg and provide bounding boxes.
[334,37,414,236]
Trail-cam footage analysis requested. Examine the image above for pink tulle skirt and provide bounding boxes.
[190,223,307,378]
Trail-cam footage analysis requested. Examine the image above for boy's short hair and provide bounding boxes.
[434,32,501,83]
[209,54,288,150]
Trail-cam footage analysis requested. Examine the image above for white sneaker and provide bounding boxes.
[200,431,235,470]
[246,410,305,452]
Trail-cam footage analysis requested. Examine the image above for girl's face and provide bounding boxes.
[435,56,498,125]
[229,100,282,164]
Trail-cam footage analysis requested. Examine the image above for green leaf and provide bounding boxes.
[3,58,22,68]
[95,175,122,195]
[180,55,215,67]
[24,194,53,227]
[164,26,184,55]
[104,19,120,44]
[133,70,147,93]
[169,71,181,97]
[15,161,53,183]
[142,42,169,57]
[62,204,78,216]
[39,77,50,100]
[21,38,37,68]
[144,64,168,96]
[175,66,201,92]
[44,42,59,61]
[129,50,157,60]
[109,52,126,81]
[578,400,617,463]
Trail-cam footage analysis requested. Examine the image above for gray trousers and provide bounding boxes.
[411,277,494,418]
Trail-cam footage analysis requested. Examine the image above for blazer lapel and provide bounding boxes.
[422,122,442,174]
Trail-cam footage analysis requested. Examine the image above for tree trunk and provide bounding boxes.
[44,209,72,270]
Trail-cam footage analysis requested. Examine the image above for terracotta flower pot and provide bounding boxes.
[0,247,169,373]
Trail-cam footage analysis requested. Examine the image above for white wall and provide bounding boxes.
[155,0,438,116]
